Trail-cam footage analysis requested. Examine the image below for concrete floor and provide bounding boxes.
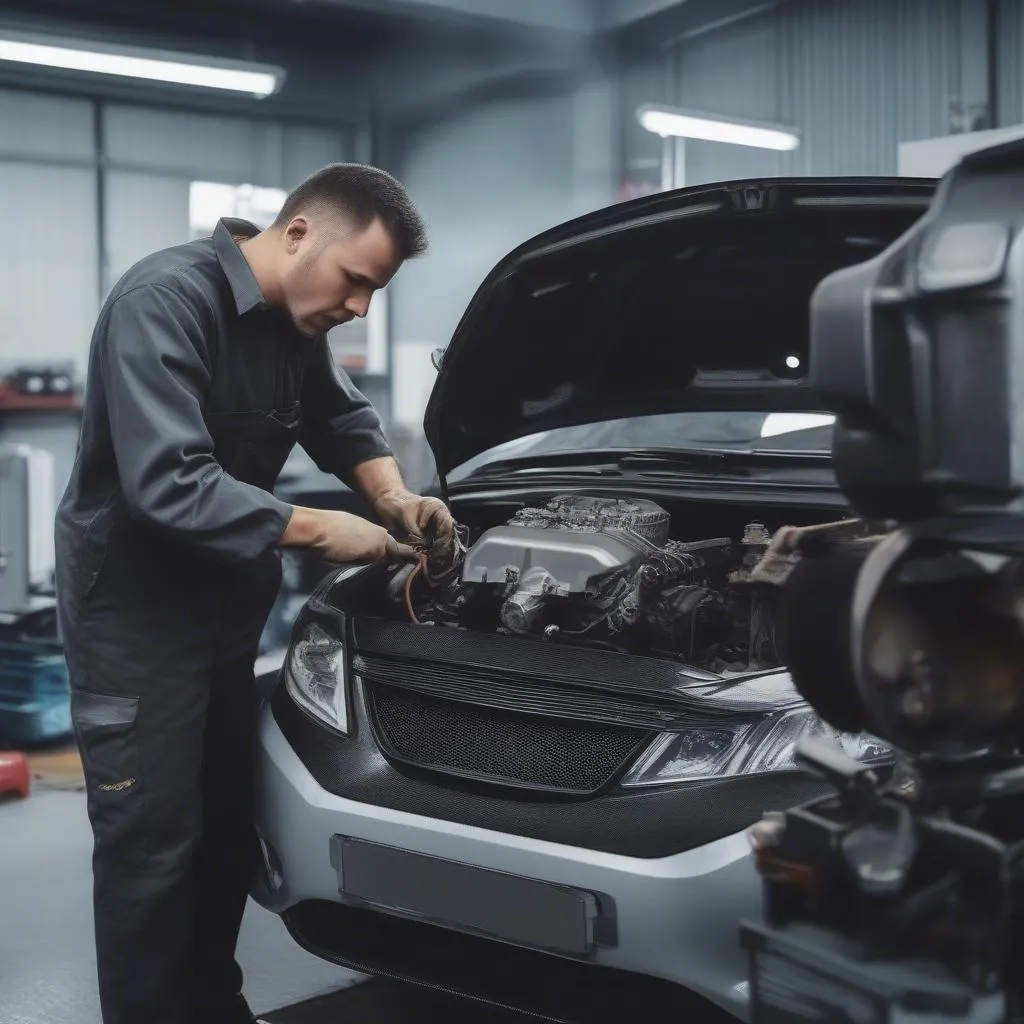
[0,787,366,1024]
[0,781,522,1023]
[1,751,729,1024]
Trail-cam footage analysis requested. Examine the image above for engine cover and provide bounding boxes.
[512,495,671,546]
[461,496,665,596]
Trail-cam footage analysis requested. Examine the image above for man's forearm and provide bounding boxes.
[280,505,326,548]
[348,456,410,513]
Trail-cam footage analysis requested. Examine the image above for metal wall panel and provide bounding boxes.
[621,52,667,194]
[104,107,349,188]
[0,94,353,504]
[778,0,962,176]
[0,89,94,163]
[393,92,577,362]
[0,163,98,371]
[674,10,782,185]
[570,74,619,217]
[999,0,1024,126]
[104,106,279,185]
[282,124,349,189]
[391,88,590,438]
[665,0,971,184]
[104,172,191,294]
[0,97,350,375]
[100,112,350,299]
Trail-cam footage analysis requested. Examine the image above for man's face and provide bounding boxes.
[278,215,402,338]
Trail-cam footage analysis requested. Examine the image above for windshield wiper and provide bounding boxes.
[619,446,830,468]
[616,447,741,466]
[467,445,828,481]
[615,449,759,478]
[470,447,749,478]
[471,453,623,478]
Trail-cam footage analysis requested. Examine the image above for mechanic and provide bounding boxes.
[54,164,455,1024]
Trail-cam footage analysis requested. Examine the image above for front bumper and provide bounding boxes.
[252,683,796,1021]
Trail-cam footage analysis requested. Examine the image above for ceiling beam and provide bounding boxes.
[300,0,595,34]
[598,0,689,29]
[599,0,780,33]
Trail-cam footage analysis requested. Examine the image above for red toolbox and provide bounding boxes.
[0,751,30,798]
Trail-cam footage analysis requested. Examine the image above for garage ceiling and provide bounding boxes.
[0,0,790,123]
[302,0,781,35]
[303,0,594,33]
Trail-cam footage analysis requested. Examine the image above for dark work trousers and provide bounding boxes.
[57,401,299,1024]
[58,395,299,1019]
[61,503,282,1024]
[60,505,283,1024]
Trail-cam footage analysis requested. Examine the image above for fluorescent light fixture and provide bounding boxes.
[0,29,284,97]
[638,103,800,151]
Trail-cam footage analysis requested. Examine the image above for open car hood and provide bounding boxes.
[424,177,936,484]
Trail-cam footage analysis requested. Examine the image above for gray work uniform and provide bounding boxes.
[54,217,391,1024]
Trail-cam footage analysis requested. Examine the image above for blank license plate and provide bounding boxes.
[331,837,601,956]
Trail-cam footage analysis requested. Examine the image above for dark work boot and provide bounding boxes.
[196,991,260,1024]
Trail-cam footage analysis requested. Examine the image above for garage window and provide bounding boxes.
[189,180,286,239]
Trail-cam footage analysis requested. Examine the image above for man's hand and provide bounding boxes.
[374,490,452,544]
[374,490,457,573]
[282,507,418,565]
[345,458,458,574]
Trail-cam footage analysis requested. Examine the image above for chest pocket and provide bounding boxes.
[206,400,301,492]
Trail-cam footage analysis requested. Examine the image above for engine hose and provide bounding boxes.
[404,554,427,624]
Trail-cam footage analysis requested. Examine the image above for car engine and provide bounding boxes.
[398,495,783,673]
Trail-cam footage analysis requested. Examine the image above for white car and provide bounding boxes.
[251,175,934,1021]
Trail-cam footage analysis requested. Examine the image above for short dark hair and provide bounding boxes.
[273,163,427,260]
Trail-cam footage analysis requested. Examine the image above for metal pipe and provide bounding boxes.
[987,0,1000,129]
[93,98,108,303]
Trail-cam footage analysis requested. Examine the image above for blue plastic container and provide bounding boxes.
[0,640,72,745]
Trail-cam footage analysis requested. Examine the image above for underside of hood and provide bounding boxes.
[424,177,936,482]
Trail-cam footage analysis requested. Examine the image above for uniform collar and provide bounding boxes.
[214,217,269,316]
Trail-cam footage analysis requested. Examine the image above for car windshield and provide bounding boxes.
[448,411,835,481]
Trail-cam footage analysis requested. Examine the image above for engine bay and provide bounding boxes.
[392,495,792,673]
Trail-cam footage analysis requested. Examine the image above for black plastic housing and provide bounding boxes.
[810,139,1024,520]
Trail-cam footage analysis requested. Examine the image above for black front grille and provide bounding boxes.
[366,682,652,796]
[353,651,689,731]
[271,683,835,857]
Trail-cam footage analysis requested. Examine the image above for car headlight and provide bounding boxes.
[620,708,891,788]
[285,621,349,734]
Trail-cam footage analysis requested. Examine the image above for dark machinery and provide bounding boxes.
[739,139,1024,1024]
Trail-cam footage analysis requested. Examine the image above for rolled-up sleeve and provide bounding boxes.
[299,336,393,479]
[98,283,293,563]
